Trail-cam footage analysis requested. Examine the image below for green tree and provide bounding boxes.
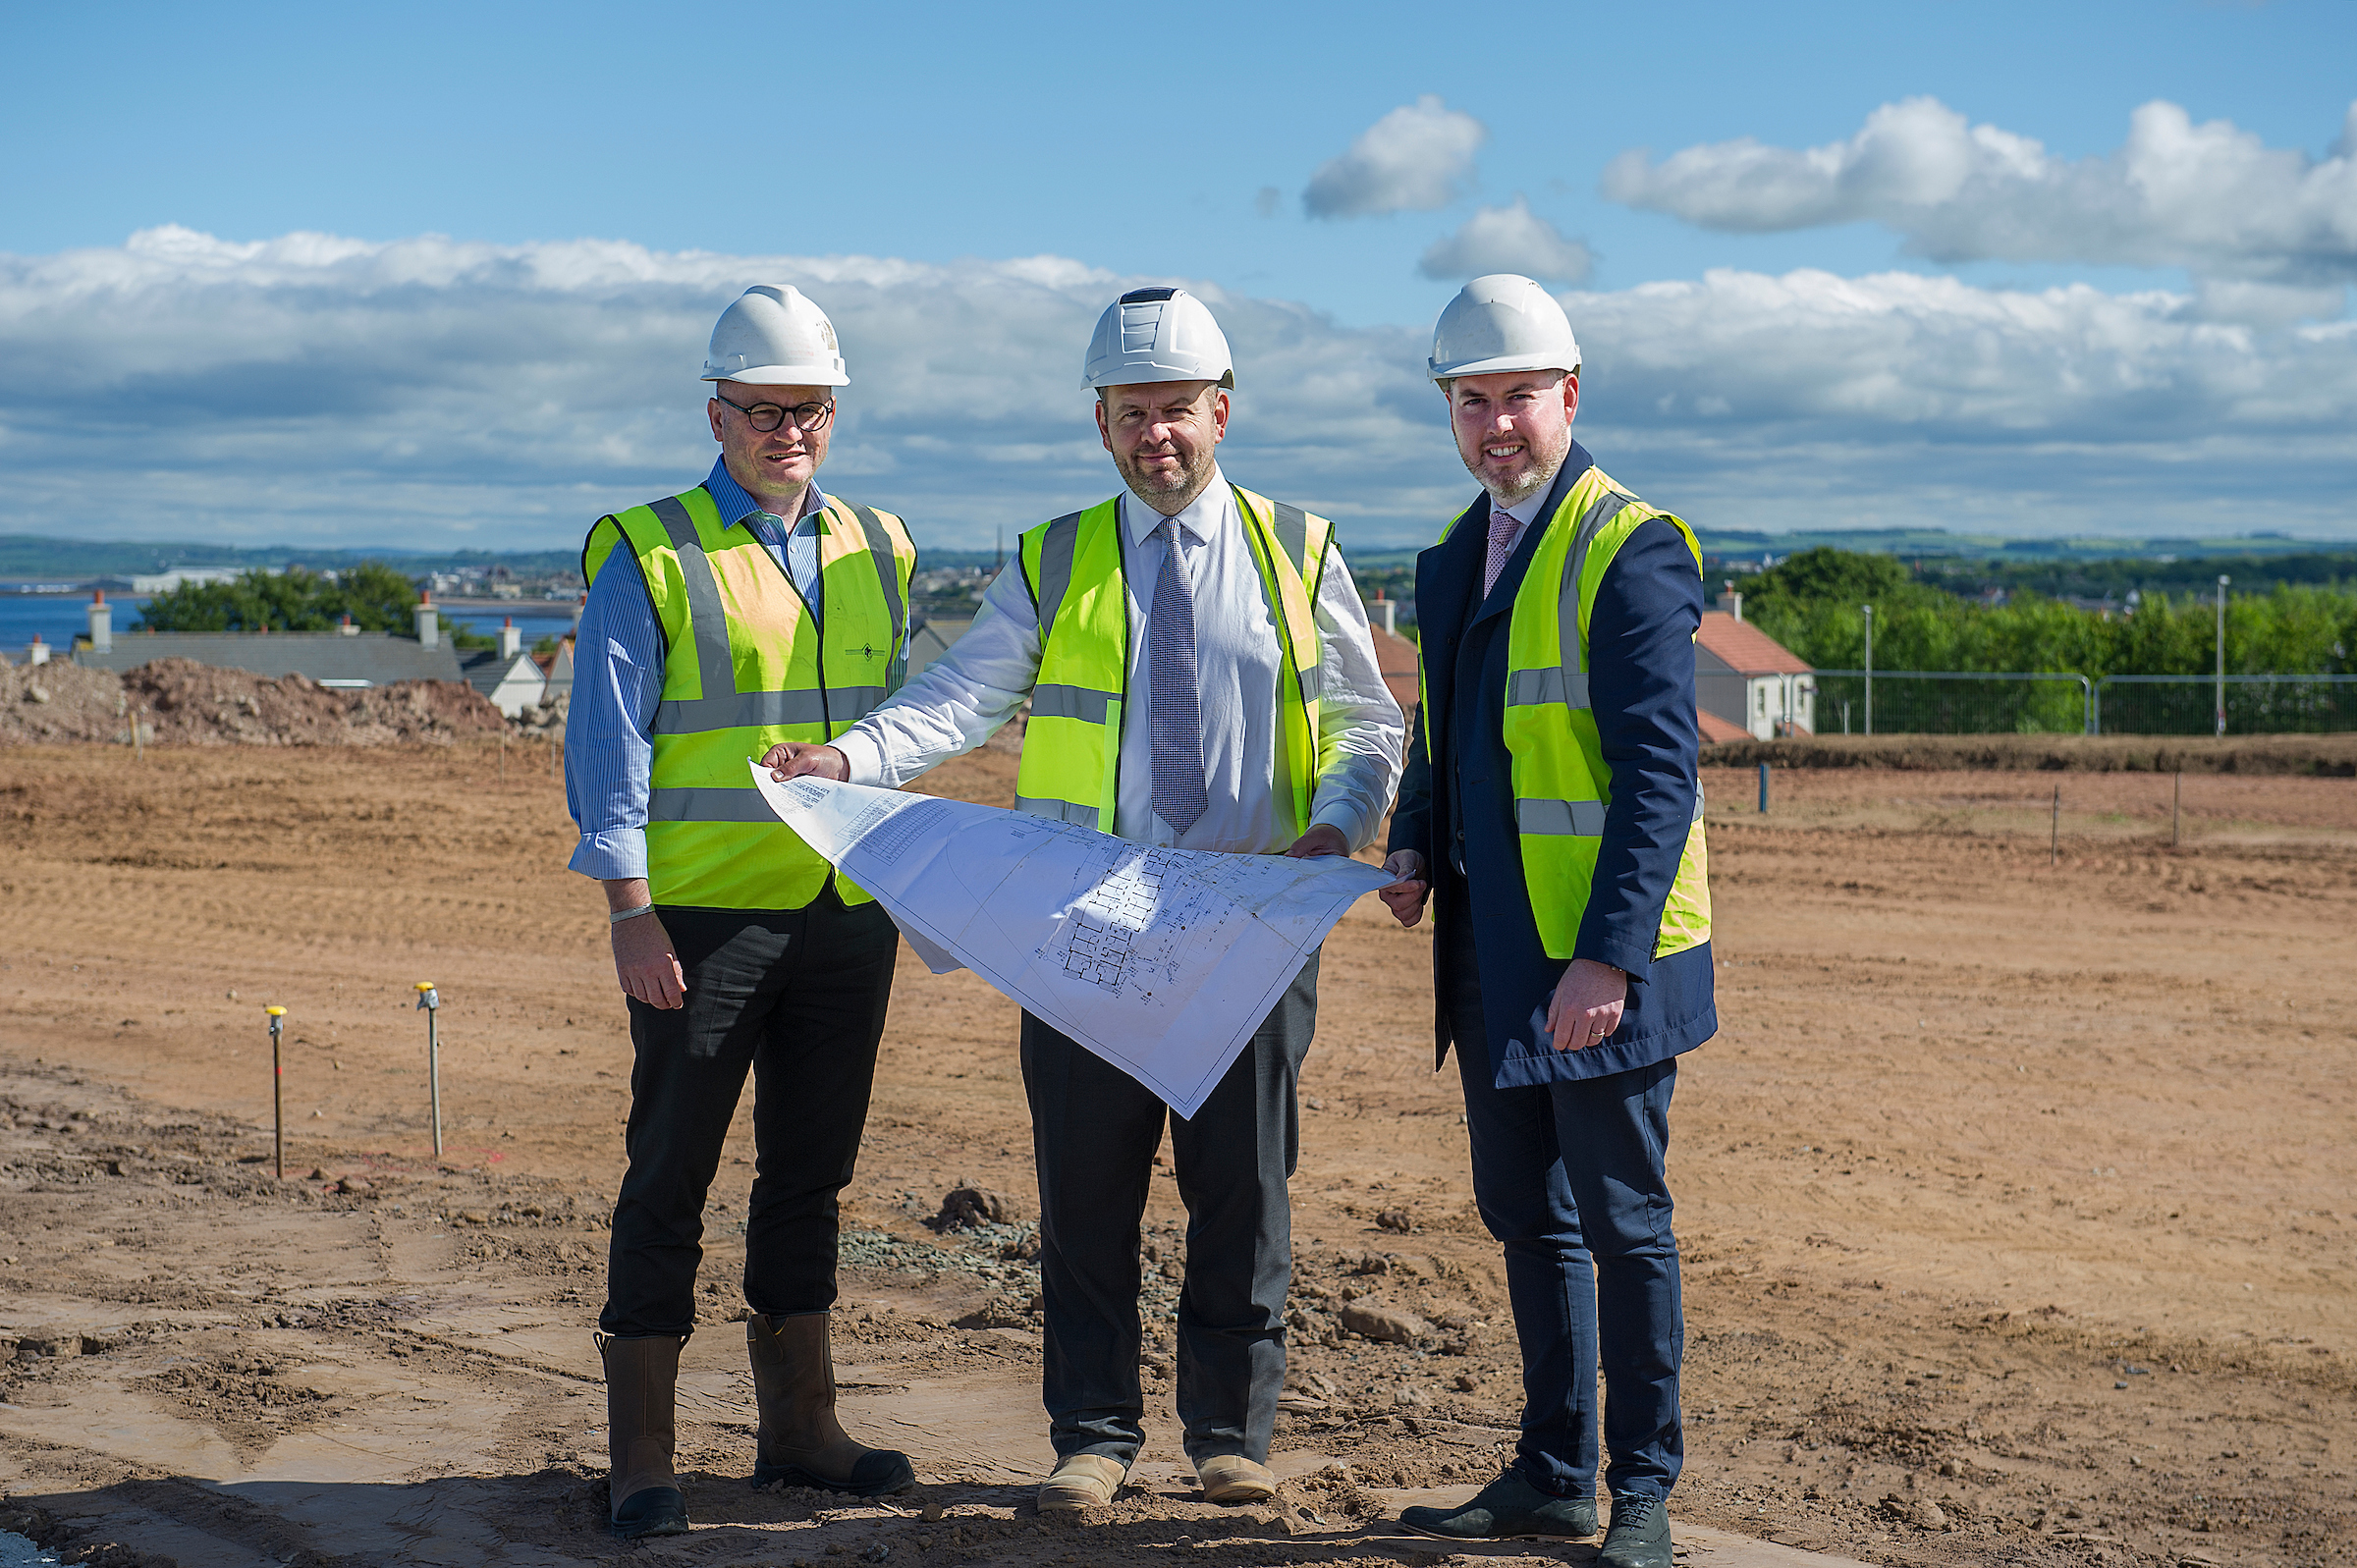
[134,564,488,646]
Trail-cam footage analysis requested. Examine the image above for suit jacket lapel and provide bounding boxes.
[1415,497,1488,744]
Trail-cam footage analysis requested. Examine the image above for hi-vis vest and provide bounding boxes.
[1014,484,1334,840]
[582,486,915,910]
[1428,464,1713,960]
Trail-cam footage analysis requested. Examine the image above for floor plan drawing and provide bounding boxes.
[755,769,1390,1116]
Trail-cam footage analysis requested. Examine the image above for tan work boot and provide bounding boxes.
[1038,1453,1125,1512]
[747,1312,916,1496]
[1196,1454,1278,1504]
[598,1332,689,1539]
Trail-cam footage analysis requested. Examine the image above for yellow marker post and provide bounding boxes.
[414,983,443,1160]
[265,1006,288,1179]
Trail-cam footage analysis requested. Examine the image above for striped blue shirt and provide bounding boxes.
[564,457,828,882]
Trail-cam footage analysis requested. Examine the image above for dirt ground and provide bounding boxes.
[1,742,2351,1568]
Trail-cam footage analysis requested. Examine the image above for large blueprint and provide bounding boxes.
[749,766,1390,1117]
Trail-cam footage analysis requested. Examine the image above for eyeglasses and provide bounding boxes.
[713,392,835,434]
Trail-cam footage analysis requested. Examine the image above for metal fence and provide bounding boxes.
[1798,671,2357,735]
[2094,675,2357,735]
[1809,671,2096,735]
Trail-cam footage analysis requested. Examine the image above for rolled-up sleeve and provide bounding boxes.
[565,549,666,881]
[832,560,1042,788]
[1575,517,1703,978]
[1305,547,1405,851]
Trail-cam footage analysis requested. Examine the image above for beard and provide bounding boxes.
[1463,422,1571,509]
[1115,442,1218,512]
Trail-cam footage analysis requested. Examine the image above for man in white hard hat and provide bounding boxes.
[765,287,1403,1515]
[567,284,921,1538]
[1376,275,1715,1568]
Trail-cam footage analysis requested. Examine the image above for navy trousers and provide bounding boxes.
[1444,912,1684,1501]
[1019,953,1318,1469]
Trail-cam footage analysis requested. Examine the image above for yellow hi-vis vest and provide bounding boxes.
[1014,484,1335,839]
[582,485,915,910]
[1428,464,1714,960]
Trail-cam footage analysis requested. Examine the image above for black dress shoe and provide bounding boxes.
[612,1484,688,1539]
[1599,1491,1672,1568]
[1399,1469,1600,1541]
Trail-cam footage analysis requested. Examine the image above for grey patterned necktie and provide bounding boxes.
[1148,516,1209,838]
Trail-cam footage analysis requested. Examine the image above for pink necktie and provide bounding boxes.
[1482,509,1521,600]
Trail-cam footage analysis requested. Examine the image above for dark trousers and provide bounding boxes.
[1018,952,1319,1469]
[1444,913,1684,1501]
[600,892,899,1339]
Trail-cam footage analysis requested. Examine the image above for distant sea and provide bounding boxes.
[0,592,574,660]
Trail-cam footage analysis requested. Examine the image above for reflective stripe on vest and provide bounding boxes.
[1434,464,1713,960]
[1014,484,1331,838]
[581,485,914,909]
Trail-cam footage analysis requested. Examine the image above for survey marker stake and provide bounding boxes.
[415,982,443,1160]
[265,1006,287,1180]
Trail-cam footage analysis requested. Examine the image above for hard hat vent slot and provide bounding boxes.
[1120,287,1178,304]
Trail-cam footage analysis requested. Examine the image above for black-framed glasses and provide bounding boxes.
[714,391,835,434]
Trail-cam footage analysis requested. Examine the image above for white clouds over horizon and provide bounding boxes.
[1605,97,2357,293]
[1302,96,1488,219]
[2,226,2353,551]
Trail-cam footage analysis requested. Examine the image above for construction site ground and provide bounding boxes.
[1,741,2351,1568]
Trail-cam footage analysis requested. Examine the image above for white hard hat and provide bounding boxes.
[702,285,850,387]
[1083,287,1235,391]
[1428,273,1580,382]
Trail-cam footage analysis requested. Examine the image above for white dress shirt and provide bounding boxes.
[832,467,1404,855]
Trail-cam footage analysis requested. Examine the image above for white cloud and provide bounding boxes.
[1417,196,1593,283]
[1302,96,1487,219]
[1604,97,2357,287]
[0,228,2352,551]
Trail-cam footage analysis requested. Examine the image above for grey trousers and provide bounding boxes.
[1018,952,1319,1468]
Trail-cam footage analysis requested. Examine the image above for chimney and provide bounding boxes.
[340,613,359,637]
[27,632,48,667]
[87,590,112,652]
[498,616,521,659]
[1372,589,1398,637]
[1729,591,1744,623]
[413,589,439,649]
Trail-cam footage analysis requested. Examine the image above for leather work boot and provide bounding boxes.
[1038,1453,1125,1512]
[1195,1454,1278,1504]
[1399,1468,1600,1541]
[1599,1491,1674,1568]
[599,1332,690,1539]
[747,1312,916,1496]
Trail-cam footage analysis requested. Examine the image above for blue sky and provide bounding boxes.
[3,0,2353,552]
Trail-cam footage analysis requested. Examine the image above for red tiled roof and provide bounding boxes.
[1368,624,1421,714]
[1695,612,1811,676]
[1696,708,1752,744]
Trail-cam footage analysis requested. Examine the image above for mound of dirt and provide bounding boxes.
[1703,731,2357,775]
[0,657,505,746]
[0,659,134,743]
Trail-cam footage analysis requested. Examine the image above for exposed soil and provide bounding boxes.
[1,658,506,747]
[0,745,2351,1568]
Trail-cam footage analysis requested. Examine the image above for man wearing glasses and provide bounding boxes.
[567,285,919,1538]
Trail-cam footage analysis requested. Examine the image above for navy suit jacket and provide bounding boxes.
[1389,443,1718,1088]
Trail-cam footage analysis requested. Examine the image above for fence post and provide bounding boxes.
[1862,605,1874,736]
[2215,575,2229,737]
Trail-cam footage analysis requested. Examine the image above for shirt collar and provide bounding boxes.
[1121,464,1232,549]
[703,455,826,533]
